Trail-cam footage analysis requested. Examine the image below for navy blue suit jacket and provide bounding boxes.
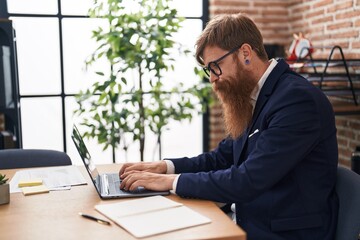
[169,59,338,240]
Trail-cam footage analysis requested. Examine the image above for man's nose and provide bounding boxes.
[209,73,219,84]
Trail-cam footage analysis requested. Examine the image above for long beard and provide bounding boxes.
[213,66,258,139]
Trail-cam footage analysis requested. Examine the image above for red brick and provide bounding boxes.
[355,19,360,27]
[291,21,311,30]
[345,53,360,58]
[336,117,349,126]
[334,30,359,39]
[336,10,360,20]
[311,34,331,41]
[311,16,333,25]
[305,9,325,19]
[255,17,291,24]
[348,141,360,152]
[289,15,303,22]
[313,0,333,8]
[290,4,311,14]
[210,8,246,16]
[352,41,360,49]
[349,121,360,130]
[328,1,354,13]
[339,158,351,168]
[254,1,288,8]
[326,21,352,31]
[337,137,348,146]
[328,41,350,49]
[261,9,288,16]
[287,0,303,7]
[211,0,250,7]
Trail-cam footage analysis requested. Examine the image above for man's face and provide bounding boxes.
[202,45,258,138]
[202,45,238,97]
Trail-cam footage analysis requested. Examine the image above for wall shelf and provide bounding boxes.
[288,45,360,115]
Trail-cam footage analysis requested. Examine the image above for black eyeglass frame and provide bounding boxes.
[202,45,242,78]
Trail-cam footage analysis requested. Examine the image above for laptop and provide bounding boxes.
[71,125,169,199]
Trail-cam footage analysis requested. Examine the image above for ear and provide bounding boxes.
[240,44,252,65]
[241,44,252,58]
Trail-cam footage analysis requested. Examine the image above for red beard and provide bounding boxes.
[213,63,258,139]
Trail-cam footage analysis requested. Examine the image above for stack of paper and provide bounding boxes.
[9,166,87,193]
[95,196,211,238]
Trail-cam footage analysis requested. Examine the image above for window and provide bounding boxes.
[6,0,208,165]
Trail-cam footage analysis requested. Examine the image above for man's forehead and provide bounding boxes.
[202,45,225,64]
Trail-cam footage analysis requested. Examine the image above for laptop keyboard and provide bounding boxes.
[105,173,143,195]
[106,174,123,194]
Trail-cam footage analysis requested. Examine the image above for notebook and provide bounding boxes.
[95,196,211,238]
[71,125,169,199]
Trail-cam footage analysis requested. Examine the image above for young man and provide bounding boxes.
[119,13,338,240]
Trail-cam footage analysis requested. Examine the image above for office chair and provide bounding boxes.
[0,149,72,169]
[335,166,360,240]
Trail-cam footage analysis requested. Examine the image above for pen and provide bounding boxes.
[79,212,111,225]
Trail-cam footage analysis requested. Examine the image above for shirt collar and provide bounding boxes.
[250,58,278,108]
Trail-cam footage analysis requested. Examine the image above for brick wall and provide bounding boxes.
[208,0,360,167]
[288,0,360,59]
[336,115,360,166]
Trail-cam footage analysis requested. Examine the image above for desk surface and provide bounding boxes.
[0,164,246,240]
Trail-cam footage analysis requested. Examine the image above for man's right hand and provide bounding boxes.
[119,161,167,179]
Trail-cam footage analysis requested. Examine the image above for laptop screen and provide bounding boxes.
[71,125,100,182]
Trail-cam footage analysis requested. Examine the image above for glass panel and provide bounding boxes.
[61,0,93,16]
[170,0,202,18]
[112,115,202,162]
[7,0,58,14]
[21,97,63,150]
[62,18,110,95]
[162,19,203,90]
[68,94,202,164]
[60,0,203,17]
[65,96,113,165]
[11,17,61,95]
[64,19,203,163]
[162,116,202,159]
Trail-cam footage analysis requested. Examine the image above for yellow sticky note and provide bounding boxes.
[22,185,49,196]
[18,179,43,188]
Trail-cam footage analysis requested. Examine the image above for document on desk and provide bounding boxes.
[9,165,87,193]
[95,196,211,238]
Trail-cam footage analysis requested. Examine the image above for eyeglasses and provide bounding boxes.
[203,45,242,78]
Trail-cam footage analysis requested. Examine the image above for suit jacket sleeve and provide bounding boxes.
[167,138,235,173]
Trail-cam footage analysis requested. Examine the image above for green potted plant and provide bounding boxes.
[0,173,10,205]
[75,0,212,163]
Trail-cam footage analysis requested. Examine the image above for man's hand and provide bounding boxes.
[119,161,167,179]
[120,171,177,192]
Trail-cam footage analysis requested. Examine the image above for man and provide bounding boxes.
[119,13,338,240]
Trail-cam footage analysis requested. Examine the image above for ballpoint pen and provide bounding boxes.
[79,212,111,225]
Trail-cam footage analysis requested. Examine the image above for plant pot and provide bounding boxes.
[0,184,10,205]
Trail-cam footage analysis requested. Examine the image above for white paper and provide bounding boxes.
[116,206,211,238]
[95,196,211,238]
[9,165,87,193]
[95,195,182,218]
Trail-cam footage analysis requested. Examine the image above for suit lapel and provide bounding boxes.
[233,59,290,165]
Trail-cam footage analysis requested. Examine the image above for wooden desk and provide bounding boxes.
[0,165,246,240]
